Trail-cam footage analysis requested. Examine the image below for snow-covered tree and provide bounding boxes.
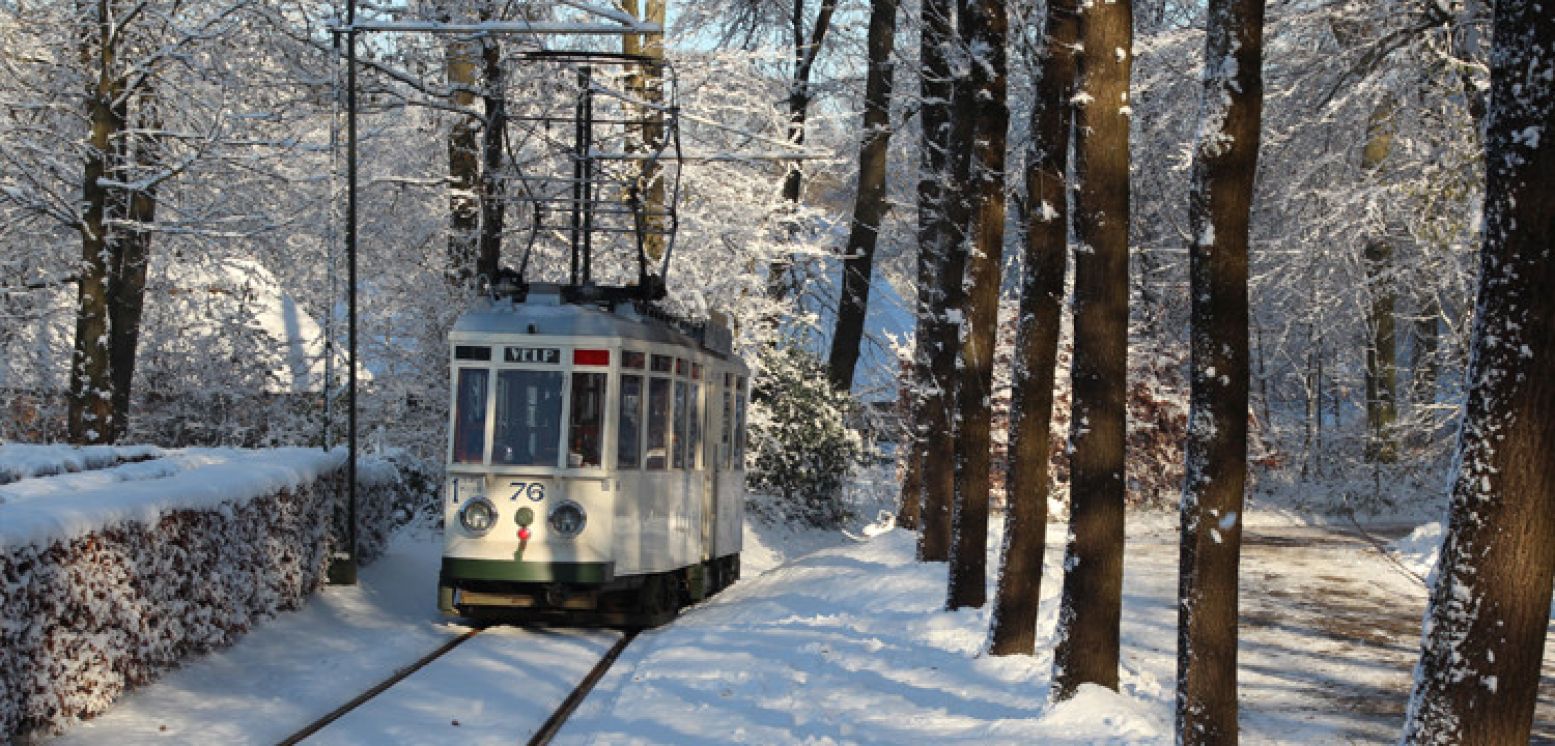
[1175,0,1266,739]
[1402,2,1555,741]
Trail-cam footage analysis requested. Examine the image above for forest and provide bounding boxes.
[1,0,1552,742]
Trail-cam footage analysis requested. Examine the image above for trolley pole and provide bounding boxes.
[330,0,360,585]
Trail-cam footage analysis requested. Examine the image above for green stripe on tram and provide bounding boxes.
[441,557,613,583]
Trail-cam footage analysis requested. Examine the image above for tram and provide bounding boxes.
[426,50,747,625]
[436,283,748,626]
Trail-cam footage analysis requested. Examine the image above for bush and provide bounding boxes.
[746,344,865,528]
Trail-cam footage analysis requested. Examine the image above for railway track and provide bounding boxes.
[275,626,639,745]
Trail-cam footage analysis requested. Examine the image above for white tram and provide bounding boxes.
[437,284,748,625]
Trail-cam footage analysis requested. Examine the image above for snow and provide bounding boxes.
[47,529,462,745]
[1391,521,1445,579]
[0,447,344,549]
[0,443,162,487]
[35,502,1544,744]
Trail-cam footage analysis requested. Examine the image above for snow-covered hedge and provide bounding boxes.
[0,448,413,740]
[0,443,163,487]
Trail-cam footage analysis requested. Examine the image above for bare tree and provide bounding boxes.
[766,0,840,300]
[826,0,898,393]
[66,1,229,443]
[1361,94,1399,463]
[1175,0,1266,738]
[444,29,481,287]
[1402,2,1555,742]
[1053,0,1133,698]
[988,0,1077,656]
[945,0,1008,610]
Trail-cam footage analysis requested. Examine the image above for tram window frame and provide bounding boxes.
[451,367,489,464]
[733,376,748,467]
[646,375,671,470]
[672,379,689,469]
[567,371,607,468]
[618,372,644,469]
[492,369,566,467]
[688,382,702,471]
[721,373,733,470]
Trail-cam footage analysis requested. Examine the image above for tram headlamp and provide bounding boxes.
[459,498,497,536]
[548,502,587,537]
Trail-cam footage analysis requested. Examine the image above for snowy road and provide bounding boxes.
[42,515,1555,744]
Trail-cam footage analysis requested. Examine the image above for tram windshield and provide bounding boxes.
[452,369,488,464]
[493,370,564,466]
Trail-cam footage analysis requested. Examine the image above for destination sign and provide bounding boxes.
[505,346,561,364]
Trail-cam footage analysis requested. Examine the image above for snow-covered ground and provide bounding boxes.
[45,501,1543,745]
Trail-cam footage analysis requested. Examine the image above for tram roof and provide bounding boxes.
[451,288,741,364]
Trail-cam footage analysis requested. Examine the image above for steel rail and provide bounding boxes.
[526,629,641,745]
[274,626,484,746]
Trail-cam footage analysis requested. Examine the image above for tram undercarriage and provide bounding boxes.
[440,554,740,627]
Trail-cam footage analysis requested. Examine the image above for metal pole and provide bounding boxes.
[331,0,360,585]
[581,68,594,286]
[568,67,587,288]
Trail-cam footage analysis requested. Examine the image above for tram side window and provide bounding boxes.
[618,374,643,469]
[672,380,688,469]
[568,372,606,468]
[721,374,733,469]
[493,370,564,466]
[734,377,748,467]
[646,377,670,470]
[689,384,702,470]
[453,368,489,464]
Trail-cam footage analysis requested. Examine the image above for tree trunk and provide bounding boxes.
[767,0,840,302]
[1053,0,1133,699]
[446,33,481,287]
[477,37,505,283]
[108,89,158,442]
[826,0,898,393]
[988,0,1077,656]
[897,433,923,530]
[916,0,960,563]
[1361,95,1398,463]
[1175,0,1265,739]
[1402,4,1555,742]
[622,0,668,264]
[945,0,1008,612]
[68,4,123,445]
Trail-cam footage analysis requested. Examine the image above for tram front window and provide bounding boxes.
[452,368,489,464]
[493,370,564,466]
[568,372,606,468]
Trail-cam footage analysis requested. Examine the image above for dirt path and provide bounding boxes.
[1230,524,1555,743]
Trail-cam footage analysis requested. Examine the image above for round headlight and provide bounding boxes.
[459,498,497,536]
[548,501,587,537]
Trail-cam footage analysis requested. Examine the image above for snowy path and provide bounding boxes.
[42,517,1555,744]
[48,528,469,745]
[1234,524,1555,743]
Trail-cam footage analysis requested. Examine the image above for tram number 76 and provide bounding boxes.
[508,481,546,502]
